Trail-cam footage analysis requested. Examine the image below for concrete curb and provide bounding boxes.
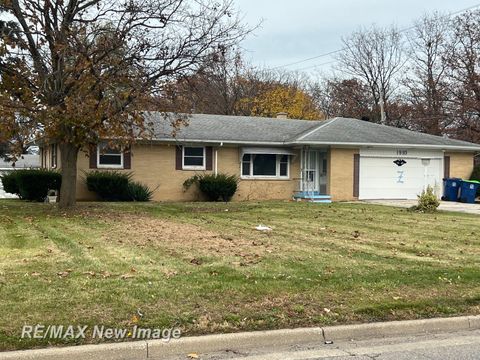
[0,341,148,360]
[1,315,479,360]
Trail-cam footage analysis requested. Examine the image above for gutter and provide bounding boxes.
[137,138,480,152]
[136,138,291,147]
[34,136,480,152]
[2,315,479,360]
[293,141,480,152]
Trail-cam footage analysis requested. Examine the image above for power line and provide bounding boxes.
[290,60,337,73]
[270,2,480,72]
[270,50,342,70]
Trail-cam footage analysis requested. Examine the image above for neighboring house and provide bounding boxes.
[39,113,480,202]
[0,155,41,199]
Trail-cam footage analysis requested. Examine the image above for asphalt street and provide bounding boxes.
[161,329,480,360]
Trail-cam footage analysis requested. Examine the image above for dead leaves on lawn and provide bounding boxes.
[57,269,73,278]
[101,214,275,264]
[26,269,121,280]
[162,270,178,279]
[120,273,134,280]
[82,270,134,280]
[190,258,203,266]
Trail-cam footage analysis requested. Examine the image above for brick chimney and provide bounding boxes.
[276,112,288,119]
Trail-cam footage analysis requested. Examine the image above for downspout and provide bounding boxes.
[215,142,223,175]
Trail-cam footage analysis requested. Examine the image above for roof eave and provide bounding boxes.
[141,137,480,151]
[294,141,480,152]
[138,138,294,146]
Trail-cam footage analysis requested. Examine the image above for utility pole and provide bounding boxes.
[379,87,386,124]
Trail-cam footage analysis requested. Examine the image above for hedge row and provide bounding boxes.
[0,170,61,201]
[85,171,153,201]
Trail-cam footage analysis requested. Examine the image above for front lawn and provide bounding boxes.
[0,200,479,350]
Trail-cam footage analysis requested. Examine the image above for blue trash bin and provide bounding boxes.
[459,180,480,204]
[442,178,462,202]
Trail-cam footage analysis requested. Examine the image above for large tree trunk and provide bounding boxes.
[59,143,80,208]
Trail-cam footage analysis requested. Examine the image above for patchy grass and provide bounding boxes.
[0,199,479,350]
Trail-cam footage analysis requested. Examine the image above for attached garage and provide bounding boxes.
[358,149,444,200]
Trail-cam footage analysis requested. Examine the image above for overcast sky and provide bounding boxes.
[237,0,480,75]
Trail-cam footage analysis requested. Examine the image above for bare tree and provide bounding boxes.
[444,10,480,143]
[0,0,250,207]
[337,25,405,124]
[159,47,247,115]
[310,77,374,120]
[404,12,451,135]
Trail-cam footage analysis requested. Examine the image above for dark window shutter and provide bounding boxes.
[444,156,450,179]
[89,145,98,169]
[124,148,131,169]
[353,154,360,198]
[175,146,183,170]
[205,146,213,171]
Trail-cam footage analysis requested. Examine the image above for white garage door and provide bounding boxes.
[359,149,443,200]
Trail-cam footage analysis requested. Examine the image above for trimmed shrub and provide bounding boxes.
[184,173,238,202]
[412,185,440,213]
[85,171,132,201]
[1,171,21,197]
[16,170,62,202]
[85,171,154,201]
[127,181,154,202]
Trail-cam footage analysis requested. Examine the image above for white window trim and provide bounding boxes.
[241,154,290,180]
[97,144,124,169]
[182,146,206,170]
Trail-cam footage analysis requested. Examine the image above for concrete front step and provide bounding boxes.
[293,192,332,203]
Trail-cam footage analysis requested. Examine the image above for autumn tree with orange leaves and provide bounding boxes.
[238,84,323,120]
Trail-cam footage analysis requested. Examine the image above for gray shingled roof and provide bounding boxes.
[145,112,480,151]
[296,117,480,149]
[147,112,320,143]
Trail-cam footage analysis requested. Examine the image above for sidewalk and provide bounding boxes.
[1,315,479,360]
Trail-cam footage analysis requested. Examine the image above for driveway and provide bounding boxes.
[363,199,480,215]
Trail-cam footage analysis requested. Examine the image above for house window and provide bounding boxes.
[51,144,57,169]
[241,154,290,178]
[183,146,205,170]
[97,143,124,168]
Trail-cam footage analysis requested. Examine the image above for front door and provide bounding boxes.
[302,149,328,194]
[303,150,319,193]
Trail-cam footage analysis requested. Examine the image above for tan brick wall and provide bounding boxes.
[51,144,477,202]
[74,144,301,201]
[327,147,359,201]
[446,152,475,179]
